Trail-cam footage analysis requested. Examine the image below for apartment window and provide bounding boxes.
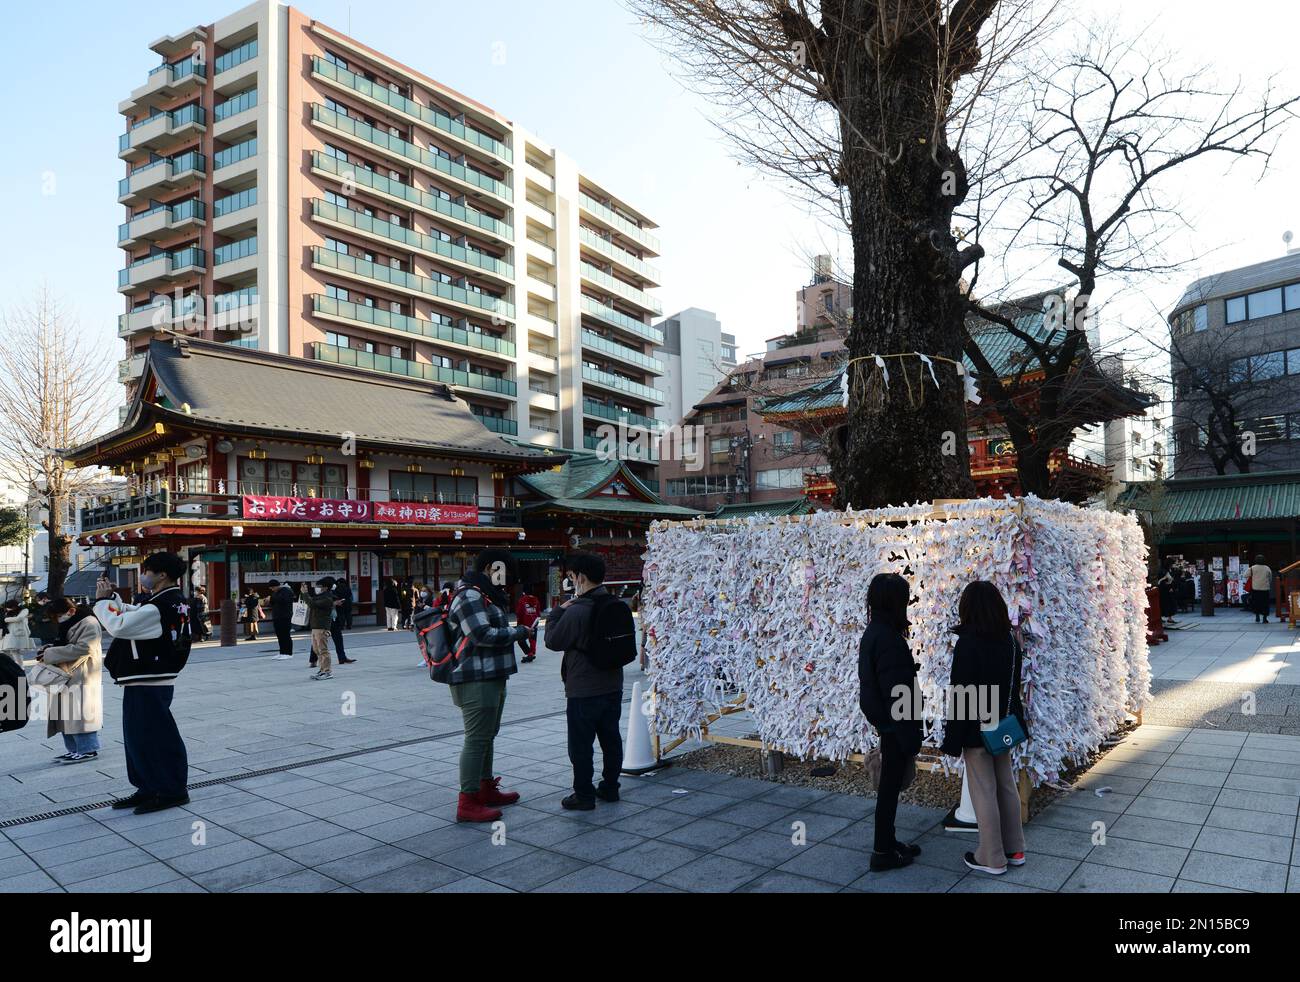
[1226,296,1247,324]
[773,431,795,449]
[325,237,348,255]
[324,97,350,118]
[1253,351,1286,380]
[755,467,804,490]
[362,342,375,353]
[323,143,348,163]
[431,354,454,370]
[1286,284,1300,311]
[390,345,407,359]
[325,51,349,71]
[429,144,452,162]
[325,331,350,348]
[1288,348,1300,373]
[325,285,349,302]
[325,190,349,209]
[1248,288,1284,319]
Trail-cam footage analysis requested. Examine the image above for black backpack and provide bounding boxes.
[0,655,30,733]
[416,586,480,684]
[583,593,637,670]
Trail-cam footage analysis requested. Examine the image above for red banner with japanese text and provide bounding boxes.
[241,495,479,526]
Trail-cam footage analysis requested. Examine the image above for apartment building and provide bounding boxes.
[654,308,737,428]
[115,0,664,484]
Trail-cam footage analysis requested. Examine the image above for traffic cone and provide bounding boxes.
[621,680,663,774]
[942,768,979,833]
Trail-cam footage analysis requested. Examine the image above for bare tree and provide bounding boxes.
[631,0,1061,508]
[0,290,117,598]
[961,22,1299,495]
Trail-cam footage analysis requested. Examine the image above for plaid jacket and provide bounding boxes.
[447,576,522,684]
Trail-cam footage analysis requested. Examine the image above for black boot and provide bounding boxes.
[870,849,913,872]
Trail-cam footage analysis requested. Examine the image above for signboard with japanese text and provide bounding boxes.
[241,495,478,526]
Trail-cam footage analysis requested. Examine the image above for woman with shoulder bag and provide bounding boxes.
[34,598,104,764]
[941,580,1028,875]
[857,572,924,872]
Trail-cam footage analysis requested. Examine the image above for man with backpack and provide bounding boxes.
[543,553,635,811]
[93,552,193,815]
[445,550,535,823]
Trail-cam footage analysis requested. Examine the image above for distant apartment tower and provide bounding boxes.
[115,0,664,482]
[795,255,851,335]
[1169,251,1300,477]
[654,308,736,427]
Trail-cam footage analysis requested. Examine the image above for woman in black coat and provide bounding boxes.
[858,572,923,872]
[940,580,1027,875]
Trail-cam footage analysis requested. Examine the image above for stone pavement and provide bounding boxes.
[1,619,1298,893]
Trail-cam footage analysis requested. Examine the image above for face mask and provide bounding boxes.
[139,572,157,593]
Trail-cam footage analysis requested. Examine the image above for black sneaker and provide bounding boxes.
[964,851,1007,875]
[894,840,921,858]
[133,793,190,815]
[111,790,155,810]
[52,752,75,762]
[594,785,620,803]
[561,793,595,811]
[870,849,913,872]
[61,752,97,765]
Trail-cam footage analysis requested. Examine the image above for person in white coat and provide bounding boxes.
[35,598,103,763]
[2,601,33,666]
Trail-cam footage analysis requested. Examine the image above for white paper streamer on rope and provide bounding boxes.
[641,497,1151,788]
[956,362,982,404]
[873,354,889,387]
[917,352,940,389]
[840,369,850,409]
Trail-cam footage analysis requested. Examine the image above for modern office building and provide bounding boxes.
[116,0,664,485]
[654,307,736,428]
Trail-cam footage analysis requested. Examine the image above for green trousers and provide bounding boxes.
[450,678,508,794]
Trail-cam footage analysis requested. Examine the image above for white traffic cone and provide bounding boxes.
[621,680,661,774]
[942,767,980,833]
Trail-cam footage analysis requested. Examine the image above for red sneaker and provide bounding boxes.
[456,792,502,823]
[478,777,520,807]
[1006,852,1026,866]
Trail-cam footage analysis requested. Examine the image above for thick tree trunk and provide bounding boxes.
[832,40,976,509]
[45,491,71,600]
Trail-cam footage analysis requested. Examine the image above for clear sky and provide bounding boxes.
[0,0,1296,367]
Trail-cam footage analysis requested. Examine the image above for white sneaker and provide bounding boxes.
[271,654,292,660]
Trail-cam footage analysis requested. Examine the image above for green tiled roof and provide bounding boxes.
[516,452,621,499]
[525,497,703,518]
[1116,471,1300,524]
[711,498,817,519]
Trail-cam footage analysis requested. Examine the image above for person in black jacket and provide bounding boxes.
[858,572,923,872]
[268,580,296,659]
[940,580,1028,875]
[335,576,354,630]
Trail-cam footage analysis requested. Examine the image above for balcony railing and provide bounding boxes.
[311,57,512,164]
[214,235,257,265]
[311,294,515,357]
[118,198,206,242]
[215,87,257,121]
[311,341,517,396]
[584,433,660,463]
[148,56,206,84]
[310,198,512,278]
[214,138,257,170]
[119,104,207,151]
[581,398,664,432]
[310,151,512,240]
[473,413,518,435]
[118,247,206,288]
[580,262,662,315]
[311,103,512,202]
[80,485,521,533]
[581,365,665,404]
[579,296,663,345]
[118,150,206,198]
[214,186,257,217]
[578,225,660,283]
[215,38,258,74]
[311,246,514,320]
[578,192,659,253]
[581,329,664,374]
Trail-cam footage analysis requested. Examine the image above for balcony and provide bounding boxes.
[310,104,512,204]
[582,398,665,433]
[311,57,512,167]
[580,262,662,316]
[584,433,660,464]
[311,341,518,397]
[525,313,557,340]
[310,198,512,283]
[581,365,665,405]
[213,235,258,278]
[213,137,258,188]
[214,38,258,94]
[118,151,206,206]
[310,151,512,244]
[118,104,206,160]
[310,294,515,359]
[118,294,204,337]
[578,192,660,256]
[213,186,257,236]
[120,56,207,114]
[581,330,664,374]
[117,247,206,293]
[118,198,206,248]
[473,413,518,435]
[213,87,257,140]
[311,246,514,322]
[580,296,664,346]
[117,353,147,382]
[528,388,559,412]
[527,350,558,375]
[211,288,259,333]
[578,226,661,287]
